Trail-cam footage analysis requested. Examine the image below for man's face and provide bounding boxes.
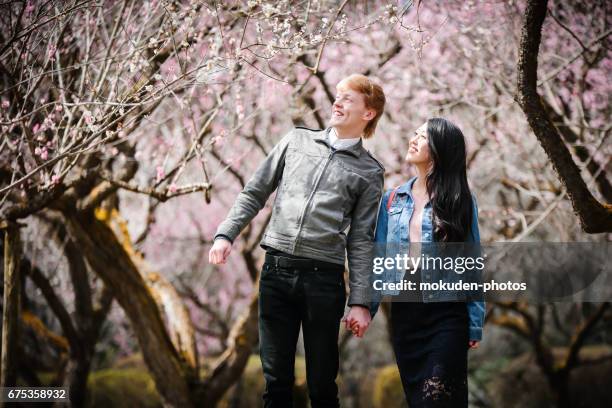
[329,83,374,132]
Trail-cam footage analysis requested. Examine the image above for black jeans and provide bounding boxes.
[258,254,346,408]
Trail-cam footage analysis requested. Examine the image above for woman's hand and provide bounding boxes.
[468,340,480,349]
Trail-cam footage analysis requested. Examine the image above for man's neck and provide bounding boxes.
[332,126,361,140]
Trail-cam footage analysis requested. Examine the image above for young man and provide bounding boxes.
[209,74,385,407]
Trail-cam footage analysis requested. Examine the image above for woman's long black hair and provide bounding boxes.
[425,118,473,242]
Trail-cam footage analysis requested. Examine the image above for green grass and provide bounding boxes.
[86,367,161,408]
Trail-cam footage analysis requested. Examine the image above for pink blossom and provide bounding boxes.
[40,147,48,160]
[211,135,224,146]
[51,174,61,184]
[236,103,245,120]
[156,166,165,183]
[55,104,63,112]
[32,123,41,133]
[47,44,56,60]
[25,1,35,15]
[1,100,8,109]
[169,184,178,193]
[84,111,93,124]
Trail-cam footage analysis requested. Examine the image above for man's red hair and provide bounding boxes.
[337,74,386,139]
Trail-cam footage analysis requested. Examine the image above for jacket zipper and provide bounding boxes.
[292,149,335,252]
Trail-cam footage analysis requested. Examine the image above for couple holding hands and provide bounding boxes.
[209,74,485,408]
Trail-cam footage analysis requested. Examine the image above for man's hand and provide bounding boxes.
[468,340,480,349]
[208,238,232,264]
[342,305,371,338]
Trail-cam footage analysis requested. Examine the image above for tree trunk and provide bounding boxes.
[62,210,194,407]
[516,0,612,233]
[66,286,114,407]
[1,221,22,391]
[102,206,199,376]
[200,290,259,405]
[550,372,571,408]
[145,271,199,371]
[62,346,93,408]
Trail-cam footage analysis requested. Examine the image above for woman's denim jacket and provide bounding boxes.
[369,177,485,341]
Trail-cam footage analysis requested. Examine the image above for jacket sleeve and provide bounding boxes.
[214,131,292,242]
[369,189,391,318]
[346,170,384,308]
[467,194,486,341]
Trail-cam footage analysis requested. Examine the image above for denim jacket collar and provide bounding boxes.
[396,176,432,209]
[396,176,416,195]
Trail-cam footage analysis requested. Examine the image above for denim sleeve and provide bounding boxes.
[369,189,391,319]
[467,194,485,341]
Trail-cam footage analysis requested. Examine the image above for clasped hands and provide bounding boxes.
[343,306,481,348]
[342,305,371,338]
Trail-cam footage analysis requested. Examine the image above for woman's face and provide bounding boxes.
[405,122,431,165]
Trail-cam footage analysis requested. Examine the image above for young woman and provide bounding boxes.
[370,118,485,407]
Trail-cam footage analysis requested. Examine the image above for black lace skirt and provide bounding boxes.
[390,300,469,407]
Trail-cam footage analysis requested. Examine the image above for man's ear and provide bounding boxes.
[363,109,376,121]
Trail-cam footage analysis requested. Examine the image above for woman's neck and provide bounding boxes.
[413,164,429,194]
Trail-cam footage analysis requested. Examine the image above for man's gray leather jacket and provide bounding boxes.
[215,127,384,306]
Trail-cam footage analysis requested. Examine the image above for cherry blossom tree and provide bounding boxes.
[1,0,609,406]
[0,1,411,406]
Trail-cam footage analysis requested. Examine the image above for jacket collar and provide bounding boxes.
[397,176,431,207]
[397,176,417,194]
[313,127,363,158]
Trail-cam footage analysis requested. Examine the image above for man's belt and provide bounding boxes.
[264,253,344,273]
